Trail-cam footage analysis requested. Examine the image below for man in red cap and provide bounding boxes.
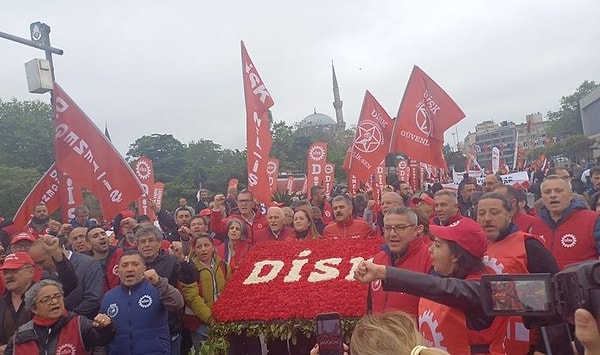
[9,232,36,254]
[0,252,36,352]
[411,193,435,219]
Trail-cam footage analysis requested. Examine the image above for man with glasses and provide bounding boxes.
[369,207,432,317]
[0,252,36,353]
[210,189,268,246]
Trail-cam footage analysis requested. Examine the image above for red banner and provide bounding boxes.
[390,66,465,168]
[13,164,61,229]
[324,163,335,199]
[409,160,420,192]
[59,173,83,223]
[153,182,165,212]
[397,158,410,182]
[306,142,328,198]
[212,238,381,322]
[227,178,239,193]
[241,41,274,204]
[53,83,144,220]
[133,157,157,219]
[267,159,279,192]
[344,91,394,187]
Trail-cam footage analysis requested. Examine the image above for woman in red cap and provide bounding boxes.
[354,217,507,355]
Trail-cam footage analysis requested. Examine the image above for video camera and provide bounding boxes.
[480,259,600,326]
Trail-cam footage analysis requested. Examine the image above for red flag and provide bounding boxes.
[267,159,279,192]
[13,163,61,230]
[306,142,328,198]
[374,160,386,203]
[133,157,157,219]
[59,172,84,223]
[397,158,410,182]
[344,91,394,187]
[241,41,274,204]
[324,163,335,199]
[390,66,465,168]
[53,83,144,220]
[409,160,420,192]
[227,178,239,192]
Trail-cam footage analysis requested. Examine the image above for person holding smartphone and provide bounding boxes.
[354,217,507,354]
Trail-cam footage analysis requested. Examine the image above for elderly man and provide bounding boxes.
[67,227,92,254]
[253,207,295,244]
[530,175,600,270]
[0,253,36,352]
[482,173,502,193]
[366,191,403,235]
[476,192,567,354]
[211,189,268,246]
[101,250,184,355]
[370,207,432,317]
[432,190,463,226]
[323,195,372,239]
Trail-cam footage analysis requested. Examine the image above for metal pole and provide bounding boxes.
[0,31,63,55]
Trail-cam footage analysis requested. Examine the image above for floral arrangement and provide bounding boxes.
[202,237,382,354]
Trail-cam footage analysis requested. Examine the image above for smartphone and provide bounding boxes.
[315,312,344,355]
[480,274,555,316]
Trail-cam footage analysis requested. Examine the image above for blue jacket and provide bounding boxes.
[101,279,170,355]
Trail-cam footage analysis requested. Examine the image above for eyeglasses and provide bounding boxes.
[37,292,63,305]
[383,224,415,234]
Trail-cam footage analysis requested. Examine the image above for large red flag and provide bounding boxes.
[390,66,465,168]
[53,83,144,220]
[133,157,157,219]
[241,41,274,204]
[344,91,394,187]
[12,163,61,229]
[306,142,328,199]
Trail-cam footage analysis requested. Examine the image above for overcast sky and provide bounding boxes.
[2,1,600,157]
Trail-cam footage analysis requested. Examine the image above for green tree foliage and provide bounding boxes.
[0,98,54,172]
[527,135,594,163]
[443,143,467,171]
[0,166,42,218]
[126,134,186,184]
[547,80,599,138]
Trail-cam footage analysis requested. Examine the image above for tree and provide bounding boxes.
[0,166,42,218]
[528,135,594,164]
[126,134,186,184]
[0,98,54,172]
[547,80,599,138]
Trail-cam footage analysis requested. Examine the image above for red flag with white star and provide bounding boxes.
[344,91,394,191]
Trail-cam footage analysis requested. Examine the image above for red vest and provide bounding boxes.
[371,237,432,318]
[321,201,334,224]
[103,247,124,292]
[484,231,542,354]
[418,273,507,355]
[14,316,88,355]
[530,209,598,270]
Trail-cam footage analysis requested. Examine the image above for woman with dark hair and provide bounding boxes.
[354,218,507,354]
[289,209,321,240]
[216,218,250,273]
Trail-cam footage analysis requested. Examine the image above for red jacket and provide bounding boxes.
[254,226,295,244]
[322,218,372,239]
[370,236,432,317]
[530,203,598,270]
[216,240,251,273]
[102,246,124,292]
[211,210,268,246]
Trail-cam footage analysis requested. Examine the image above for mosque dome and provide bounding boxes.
[298,112,336,129]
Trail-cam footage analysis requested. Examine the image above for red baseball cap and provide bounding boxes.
[411,195,435,207]
[429,218,488,258]
[10,232,36,246]
[0,252,35,270]
[199,208,212,217]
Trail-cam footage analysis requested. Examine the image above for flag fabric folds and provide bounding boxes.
[344,91,394,193]
[53,83,144,221]
[12,163,61,229]
[241,41,274,204]
[390,65,465,168]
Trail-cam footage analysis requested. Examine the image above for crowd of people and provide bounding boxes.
[2,166,600,354]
